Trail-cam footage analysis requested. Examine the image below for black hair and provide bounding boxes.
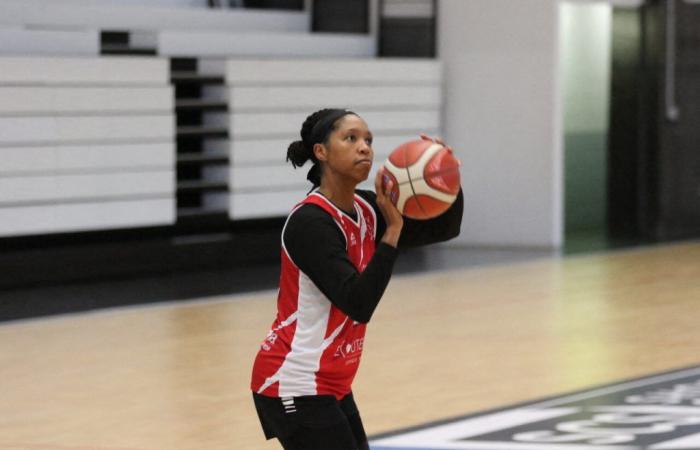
[286,108,356,187]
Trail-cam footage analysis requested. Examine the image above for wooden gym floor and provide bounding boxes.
[1,241,699,450]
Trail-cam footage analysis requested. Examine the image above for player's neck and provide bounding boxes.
[318,180,355,213]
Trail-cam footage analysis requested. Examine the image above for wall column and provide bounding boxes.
[438,0,563,248]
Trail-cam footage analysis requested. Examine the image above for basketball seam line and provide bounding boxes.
[404,165,428,217]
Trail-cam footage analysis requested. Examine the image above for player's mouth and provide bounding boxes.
[355,159,372,166]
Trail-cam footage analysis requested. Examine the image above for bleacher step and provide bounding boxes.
[101,45,157,56]
[171,72,225,85]
[176,207,229,219]
[176,126,229,138]
[176,181,229,193]
[175,100,228,111]
[177,153,230,165]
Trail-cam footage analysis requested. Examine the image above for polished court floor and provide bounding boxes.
[1,241,699,450]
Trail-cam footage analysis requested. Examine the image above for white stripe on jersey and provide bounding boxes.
[354,193,378,241]
[258,270,345,397]
[272,312,297,332]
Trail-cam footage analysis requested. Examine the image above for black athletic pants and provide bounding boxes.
[252,392,370,450]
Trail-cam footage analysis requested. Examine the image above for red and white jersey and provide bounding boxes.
[251,192,377,400]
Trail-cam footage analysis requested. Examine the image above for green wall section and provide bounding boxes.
[560,3,611,233]
[565,132,608,231]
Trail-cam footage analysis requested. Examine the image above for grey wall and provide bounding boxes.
[438,0,563,248]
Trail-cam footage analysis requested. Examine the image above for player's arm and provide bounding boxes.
[399,188,463,248]
[284,206,398,324]
[358,188,463,249]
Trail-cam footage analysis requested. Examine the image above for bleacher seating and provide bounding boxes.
[0,27,99,56]
[0,56,175,237]
[157,31,375,58]
[0,0,308,33]
[197,58,443,219]
[0,1,443,237]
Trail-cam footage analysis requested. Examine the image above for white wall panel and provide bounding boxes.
[217,58,443,220]
[0,115,174,145]
[200,58,442,84]
[224,133,432,166]
[230,164,305,192]
[0,29,99,56]
[221,139,288,165]
[0,56,175,237]
[231,191,305,220]
[0,198,175,236]
[0,57,169,85]
[0,87,173,115]
[0,0,308,33]
[158,32,375,58]
[229,85,440,110]
[0,171,174,204]
[0,143,174,174]
[232,164,386,196]
[230,110,439,138]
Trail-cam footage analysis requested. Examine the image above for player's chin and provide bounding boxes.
[354,163,372,181]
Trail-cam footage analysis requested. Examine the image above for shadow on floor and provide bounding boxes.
[0,245,559,323]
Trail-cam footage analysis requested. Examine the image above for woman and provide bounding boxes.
[251,108,463,450]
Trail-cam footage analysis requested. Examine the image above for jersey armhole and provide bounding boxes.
[280,204,305,268]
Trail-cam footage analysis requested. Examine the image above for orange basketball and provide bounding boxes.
[381,139,460,220]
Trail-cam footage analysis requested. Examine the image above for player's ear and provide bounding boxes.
[313,143,328,162]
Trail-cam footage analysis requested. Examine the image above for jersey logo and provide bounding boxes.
[334,338,364,359]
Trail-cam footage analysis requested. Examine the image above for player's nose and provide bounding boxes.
[358,140,371,154]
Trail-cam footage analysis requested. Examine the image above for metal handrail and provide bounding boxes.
[665,0,680,122]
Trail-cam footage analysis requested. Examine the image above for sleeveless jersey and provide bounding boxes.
[250,192,378,400]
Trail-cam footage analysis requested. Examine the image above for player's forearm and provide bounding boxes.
[380,224,403,248]
[329,242,398,323]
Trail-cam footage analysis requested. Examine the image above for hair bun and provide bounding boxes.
[286,140,312,168]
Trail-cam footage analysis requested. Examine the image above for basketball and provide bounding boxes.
[381,139,461,220]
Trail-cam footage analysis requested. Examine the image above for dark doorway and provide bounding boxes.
[608,0,700,243]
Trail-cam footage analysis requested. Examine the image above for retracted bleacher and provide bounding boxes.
[0,57,175,237]
[0,0,443,296]
[197,58,442,219]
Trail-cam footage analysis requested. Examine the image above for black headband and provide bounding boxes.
[308,109,355,147]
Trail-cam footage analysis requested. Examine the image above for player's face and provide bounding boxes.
[323,115,374,184]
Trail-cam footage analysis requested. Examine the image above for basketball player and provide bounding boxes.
[251,108,463,450]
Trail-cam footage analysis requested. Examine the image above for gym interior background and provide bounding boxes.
[1,0,699,321]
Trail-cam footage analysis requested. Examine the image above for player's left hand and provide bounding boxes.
[420,133,454,154]
[375,166,403,247]
[420,134,460,169]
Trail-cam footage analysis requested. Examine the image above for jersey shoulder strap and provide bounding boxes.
[301,192,344,223]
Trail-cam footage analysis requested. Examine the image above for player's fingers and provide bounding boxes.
[420,133,448,148]
[384,178,394,197]
[374,166,385,197]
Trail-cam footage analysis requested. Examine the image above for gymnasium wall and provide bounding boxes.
[438,0,564,248]
[560,3,611,233]
[437,0,642,248]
